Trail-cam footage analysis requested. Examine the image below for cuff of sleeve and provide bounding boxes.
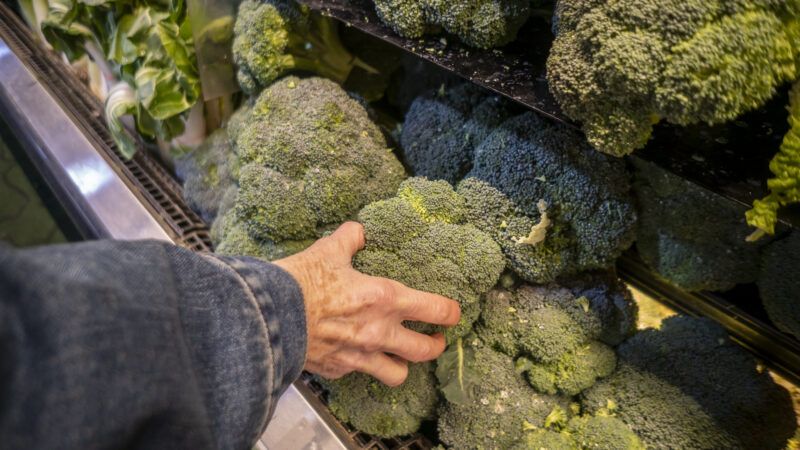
[214,255,307,403]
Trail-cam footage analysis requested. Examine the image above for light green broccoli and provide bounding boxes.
[511,415,644,450]
[516,341,617,397]
[547,0,800,156]
[633,158,766,292]
[581,316,796,449]
[456,112,637,283]
[354,177,506,341]
[437,338,573,450]
[217,76,405,258]
[747,81,800,236]
[320,362,439,438]
[233,0,372,95]
[373,0,532,49]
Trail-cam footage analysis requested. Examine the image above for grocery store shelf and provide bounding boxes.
[302,0,799,231]
[619,253,800,386]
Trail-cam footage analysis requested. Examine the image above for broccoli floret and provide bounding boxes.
[633,158,765,291]
[175,128,240,223]
[437,338,572,450]
[581,316,796,450]
[759,232,800,339]
[354,177,506,341]
[547,0,800,155]
[232,0,365,95]
[747,81,800,236]
[512,415,644,450]
[517,341,617,396]
[321,362,439,438]
[401,83,514,184]
[478,281,636,364]
[225,76,405,254]
[456,112,637,283]
[372,0,532,49]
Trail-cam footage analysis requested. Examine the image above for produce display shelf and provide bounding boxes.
[298,0,799,231]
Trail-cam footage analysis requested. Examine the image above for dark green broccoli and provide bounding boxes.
[547,0,800,156]
[354,177,506,341]
[633,158,765,291]
[175,128,240,223]
[516,341,617,396]
[401,83,514,184]
[759,232,800,339]
[321,362,439,438]
[437,338,572,450]
[232,0,371,95]
[457,112,637,283]
[511,415,644,450]
[223,76,405,254]
[373,0,532,49]
[581,316,796,450]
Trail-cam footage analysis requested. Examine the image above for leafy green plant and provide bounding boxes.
[34,0,202,157]
[435,337,481,405]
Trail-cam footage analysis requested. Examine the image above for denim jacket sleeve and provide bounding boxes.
[0,239,307,450]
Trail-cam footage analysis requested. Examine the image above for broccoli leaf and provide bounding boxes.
[436,337,480,405]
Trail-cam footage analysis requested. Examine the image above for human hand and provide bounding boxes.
[273,222,461,386]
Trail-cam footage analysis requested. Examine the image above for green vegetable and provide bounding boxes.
[39,0,202,157]
[232,0,374,96]
[516,340,617,396]
[354,177,506,341]
[437,338,572,450]
[758,232,800,339]
[747,81,800,236]
[547,0,800,156]
[582,316,796,450]
[456,112,637,283]
[512,415,644,450]
[320,362,439,438]
[633,158,766,292]
[210,76,405,258]
[436,336,481,404]
[373,0,533,49]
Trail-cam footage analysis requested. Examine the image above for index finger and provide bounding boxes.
[391,281,461,326]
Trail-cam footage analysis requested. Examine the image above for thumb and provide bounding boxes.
[327,221,366,261]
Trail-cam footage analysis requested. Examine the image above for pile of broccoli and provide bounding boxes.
[582,316,796,450]
[632,158,765,292]
[512,414,645,450]
[372,0,532,48]
[233,0,373,96]
[547,0,800,156]
[759,232,800,339]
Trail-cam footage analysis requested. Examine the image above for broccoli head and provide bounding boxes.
[225,76,405,251]
[516,340,617,396]
[437,338,572,450]
[321,362,439,438]
[477,280,636,365]
[401,83,514,184]
[457,112,637,283]
[372,0,532,49]
[582,316,796,449]
[512,415,644,450]
[547,0,800,155]
[175,128,240,223]
[354,177,506,341]
[759,232,800,339]
[233,0,364,95]
[633,158,765,291]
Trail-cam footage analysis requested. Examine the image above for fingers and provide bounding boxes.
[382,327,447,362]
[391,281,461,326]
[326,221,366,260]
[315,350,409,386]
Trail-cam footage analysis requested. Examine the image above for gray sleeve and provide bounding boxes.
[0,239,307,450]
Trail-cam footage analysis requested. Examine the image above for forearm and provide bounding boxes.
[0,240,306,450]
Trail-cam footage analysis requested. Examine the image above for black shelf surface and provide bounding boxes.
[303,0,799,230]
